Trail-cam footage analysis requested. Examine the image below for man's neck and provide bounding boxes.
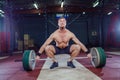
[59,28,66,33]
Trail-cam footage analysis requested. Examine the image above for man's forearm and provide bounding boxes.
[36,46,45,57]
[78,43,88,52]
[81,45,90,54]
[38,45,46,54]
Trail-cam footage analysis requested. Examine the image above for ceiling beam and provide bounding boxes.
[13,6,119,14]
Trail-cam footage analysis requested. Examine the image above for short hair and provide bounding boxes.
[58,17,66,21]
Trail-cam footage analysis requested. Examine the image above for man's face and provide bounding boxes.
[58,18,66,29]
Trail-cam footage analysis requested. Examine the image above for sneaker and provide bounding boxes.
[50,62,58,69]
[67,61,76,68]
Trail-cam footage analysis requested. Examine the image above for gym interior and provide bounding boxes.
[0,0,120,80]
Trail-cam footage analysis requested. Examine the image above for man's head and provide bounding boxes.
[58,17,66,30]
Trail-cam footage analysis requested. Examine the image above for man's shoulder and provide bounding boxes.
[66,29,73,33]
[51,29,59,35]
[54,29,59,33]
[66,29,75,37]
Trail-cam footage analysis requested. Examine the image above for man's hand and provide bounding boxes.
[87,53,92,59]
[36,55,40,60]
[36,52,41,60]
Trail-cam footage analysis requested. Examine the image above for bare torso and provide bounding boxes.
[53,29,73,48]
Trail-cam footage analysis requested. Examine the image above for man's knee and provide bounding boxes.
[75,44,81,51]
[70,44,81,52]
[45,45,55,53]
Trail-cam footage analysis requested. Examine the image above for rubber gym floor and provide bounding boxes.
[0,50,120,80]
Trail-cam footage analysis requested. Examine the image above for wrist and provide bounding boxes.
[36,52,42,56]
[85,49,90,54]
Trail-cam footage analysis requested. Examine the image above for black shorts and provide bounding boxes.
[53,45,71,55]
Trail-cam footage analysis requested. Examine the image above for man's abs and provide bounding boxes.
[56,42,68,49]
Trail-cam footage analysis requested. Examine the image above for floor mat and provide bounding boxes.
[37,54,102,80]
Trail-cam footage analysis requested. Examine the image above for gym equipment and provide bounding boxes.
[22,50,36,71]
[91,47,106,68]
[22,47,106,71]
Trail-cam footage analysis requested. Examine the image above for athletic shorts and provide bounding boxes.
[53,45,71,55]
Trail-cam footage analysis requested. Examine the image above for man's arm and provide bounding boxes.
[38,33,54,54]
[71,33,92,59]
[71,33,88,52]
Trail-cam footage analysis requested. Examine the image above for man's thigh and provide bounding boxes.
[45,45,56,53]
[70,44,81,53]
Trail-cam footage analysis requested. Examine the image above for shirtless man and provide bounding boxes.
[36,17,91,69]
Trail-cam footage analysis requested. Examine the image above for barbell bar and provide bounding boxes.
[22,47,106,71]
[29,56,97,61]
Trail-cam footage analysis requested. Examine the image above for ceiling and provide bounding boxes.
[1,0,120,15]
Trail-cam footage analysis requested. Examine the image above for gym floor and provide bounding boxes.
[0,50,120,80]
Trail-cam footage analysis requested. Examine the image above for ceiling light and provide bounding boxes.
[0,13,4,17]
[107,12,112,15]
[83,12,85,14]
[38,13,41,15]
[33,3,38,9]
[61,0,64,8]
[93,0,99,7]
[0,10,4,13]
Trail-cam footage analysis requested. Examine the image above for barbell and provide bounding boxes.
[21,47,106,71]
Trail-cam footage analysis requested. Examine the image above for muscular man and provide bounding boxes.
[36,17,91,69]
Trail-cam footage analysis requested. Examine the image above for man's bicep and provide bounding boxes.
[71,34,80,43]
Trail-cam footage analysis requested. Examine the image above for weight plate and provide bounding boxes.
[91,47,100,67]
[22,50,36,71]
[91,47,106,68]
[97,47,106,67]
[23,50,30,71]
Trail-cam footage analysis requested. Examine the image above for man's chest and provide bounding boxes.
[54,33,71,41]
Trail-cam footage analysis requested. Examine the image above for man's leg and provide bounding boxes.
[67,44,81,68]
[69,44,81,61]
[45,45,58,69]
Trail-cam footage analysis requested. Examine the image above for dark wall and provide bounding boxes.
[67,17,88,45]
[9,13,120,51]
[0,18,4,31]
[88,15,102,47]
[17,15,46,47]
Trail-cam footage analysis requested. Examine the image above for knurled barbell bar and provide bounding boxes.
[17,47,106,71]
